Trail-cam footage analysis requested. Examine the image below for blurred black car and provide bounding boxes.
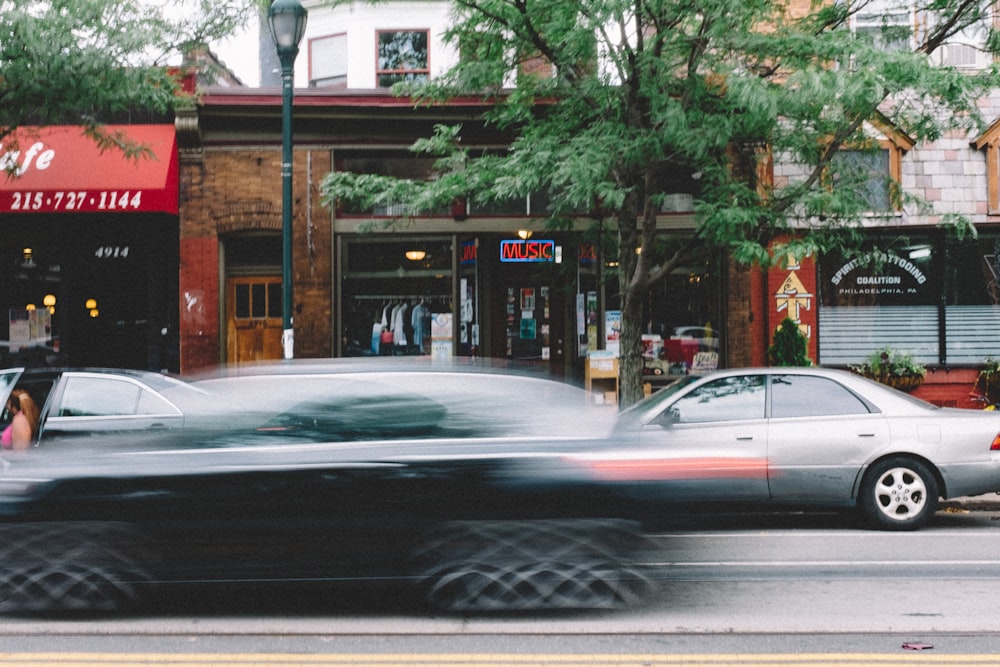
[0,364,653,614]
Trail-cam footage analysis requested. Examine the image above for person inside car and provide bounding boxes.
[2,389,39,451]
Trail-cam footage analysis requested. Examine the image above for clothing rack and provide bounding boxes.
[352,294,449,301]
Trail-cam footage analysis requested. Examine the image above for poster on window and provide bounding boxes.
[520,288,535,312]
[605,310,621,356]
[8,308,50,353]
[520,318,536,340]
[587,292,599,355]
[430,312,452,361]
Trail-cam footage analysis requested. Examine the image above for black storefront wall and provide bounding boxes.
[0,213,179,371]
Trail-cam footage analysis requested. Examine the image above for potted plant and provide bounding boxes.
[973,358,1000,404]
[850,347,927,392]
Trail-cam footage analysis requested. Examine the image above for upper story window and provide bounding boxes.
[851,0,913,52]
[851,0,994,70]
[825,116,913,214]
[932,24,995,70]
[335,152,450,217]
[377,30,429,88]
[829,148,894,212]
[975,118,1000,215]
[310,33,348,88]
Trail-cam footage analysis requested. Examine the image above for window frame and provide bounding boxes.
[975,118,1000,215]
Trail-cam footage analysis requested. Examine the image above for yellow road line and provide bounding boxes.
[0,655,998,667]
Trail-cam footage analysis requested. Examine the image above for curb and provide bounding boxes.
[940,495,1000,511]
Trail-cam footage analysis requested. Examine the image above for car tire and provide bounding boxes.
[412,519,652,612]
[0,522,154,613]
[859,457,939,531]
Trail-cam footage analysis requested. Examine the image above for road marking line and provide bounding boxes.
[1,655,1000,666]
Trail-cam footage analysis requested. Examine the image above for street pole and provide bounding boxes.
[268,0,308,360]
[279,51,295,359]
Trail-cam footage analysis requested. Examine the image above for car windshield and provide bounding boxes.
[619,374,700,417]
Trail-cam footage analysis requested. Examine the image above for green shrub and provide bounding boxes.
[768,317,812,367]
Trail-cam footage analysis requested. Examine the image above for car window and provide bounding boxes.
[667,375,766,423]
[770,374,872,418]
[58,377,177,417]
[135,387,180,415]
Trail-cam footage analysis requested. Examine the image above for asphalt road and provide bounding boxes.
[1,504,1000,663]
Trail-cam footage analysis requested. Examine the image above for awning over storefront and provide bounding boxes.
[0,124,178,215]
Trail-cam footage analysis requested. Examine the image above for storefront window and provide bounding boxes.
[341,238,453,356]
[818,234,938,365]
[944,233,1000,363]
[602,236,724,375]
[818,231,1000,367]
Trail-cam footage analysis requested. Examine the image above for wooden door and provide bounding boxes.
[226,277,283,364]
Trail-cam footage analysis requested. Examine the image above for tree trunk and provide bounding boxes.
[618,285,646,408]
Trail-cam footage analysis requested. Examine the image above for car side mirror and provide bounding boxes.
[655,407,680,428]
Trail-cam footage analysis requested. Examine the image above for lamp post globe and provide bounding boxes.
[268,0,307,360]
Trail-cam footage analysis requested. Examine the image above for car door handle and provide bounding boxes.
[736,435,754,440]
[858,432,877,437]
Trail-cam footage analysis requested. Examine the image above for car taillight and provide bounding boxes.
[991,434,1000,451]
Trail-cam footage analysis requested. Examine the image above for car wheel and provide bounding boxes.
[859,457,939,531]
[412,519,652,612]
[0,522,154,613]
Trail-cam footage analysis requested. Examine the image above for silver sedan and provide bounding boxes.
[579,367,1000,530]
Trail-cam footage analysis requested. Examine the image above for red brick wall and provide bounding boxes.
[178,236,220,371]
[178,146,333,374]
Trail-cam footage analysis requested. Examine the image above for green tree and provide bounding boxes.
[1,0,257,152]
[320,0,1000,407]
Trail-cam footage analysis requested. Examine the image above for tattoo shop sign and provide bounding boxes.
[829,253,928,299]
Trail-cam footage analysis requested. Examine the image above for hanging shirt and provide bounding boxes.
[411,302,430,348]
[393,303,409,346]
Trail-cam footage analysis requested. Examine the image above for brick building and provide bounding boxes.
[176,88,719,383]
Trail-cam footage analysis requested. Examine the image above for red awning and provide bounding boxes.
[0,125,178,215]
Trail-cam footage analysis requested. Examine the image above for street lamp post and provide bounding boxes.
[268,0,308,360]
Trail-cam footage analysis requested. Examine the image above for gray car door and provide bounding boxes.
[765,373,890,500]
[631,374,770,501]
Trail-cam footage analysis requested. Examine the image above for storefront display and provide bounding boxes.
[340,238,455,357]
